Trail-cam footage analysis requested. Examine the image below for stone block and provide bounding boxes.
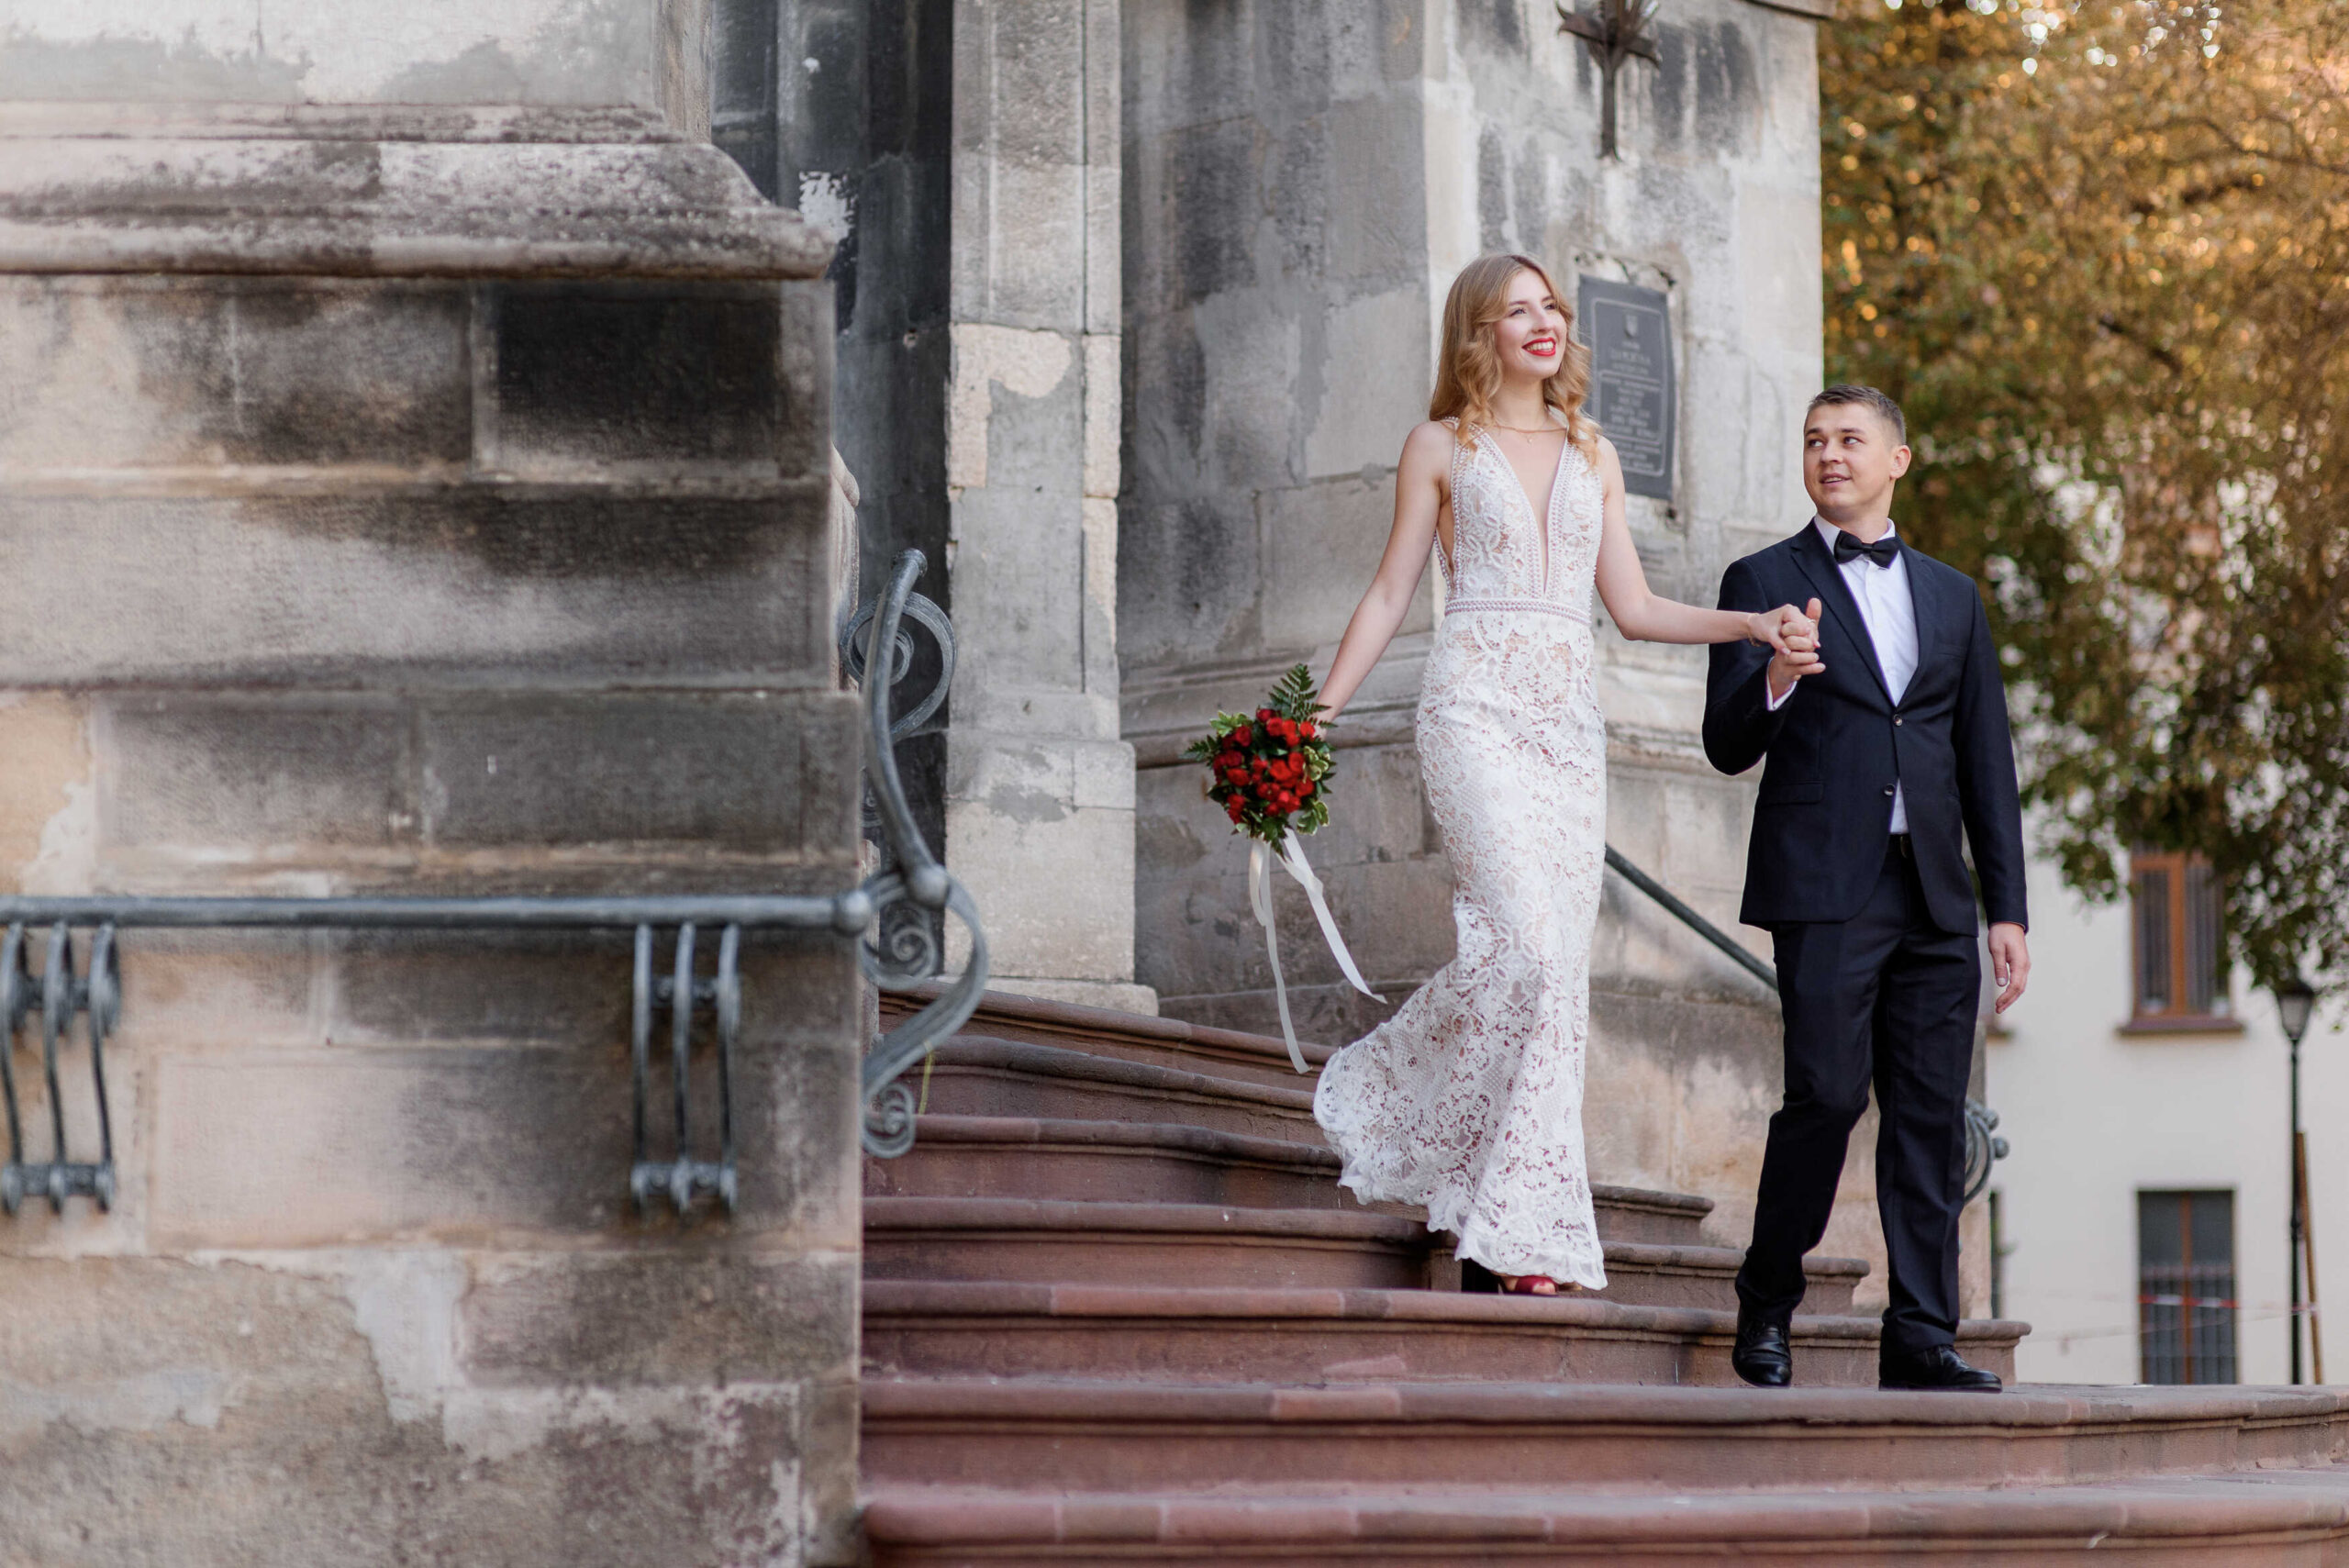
[1302,286,1430,480]
[484,280,786,474]
[96,694,415,854]
[459,1249,858,1386]
[0,276,472,472]
[777,276,838,484]
[0,6,667,110]
[945,790,1135,984]
[149,1048,634,1247]
[0,485,832,687]
[108,929,323,1050]
[950,488,1087,694]
[323,928,859,1081]
[1321,95,1425,290]
[1260,473,1434,653]
[1116,495,1260,670]
[0,692,91,891]
[0,1259,838,1568]
[146,952,856,1250]
[326,929,638,1048]
[417,691,859,853]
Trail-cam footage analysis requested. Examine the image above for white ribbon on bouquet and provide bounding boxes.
[1247,833,1382,1073]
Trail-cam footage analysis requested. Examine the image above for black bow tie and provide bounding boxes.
[1832,531,1899,569]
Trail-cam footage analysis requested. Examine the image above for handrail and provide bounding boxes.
[1603,847,1777,993]
[0,548,984,1217]
[1602,842,2009,1203]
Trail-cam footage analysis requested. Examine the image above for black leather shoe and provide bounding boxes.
[1731,1314,1792,1387]
[1879,1343,2002,1392]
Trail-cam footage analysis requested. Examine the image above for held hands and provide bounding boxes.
[1989,922,2031,1014]
[1761,597,1827,700]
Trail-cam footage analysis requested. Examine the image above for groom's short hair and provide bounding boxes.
[1807,384,1907,447]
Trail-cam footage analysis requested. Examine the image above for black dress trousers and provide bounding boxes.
[1734,837,1982,1355]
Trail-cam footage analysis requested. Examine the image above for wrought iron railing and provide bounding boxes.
[0,548,981,1218]
[1603,844,2009,1203]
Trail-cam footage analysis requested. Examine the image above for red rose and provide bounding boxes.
[1226,799,1244,822]
[1301,721,1318,739]
[1230,724,1252,746]
[1297,779,1315,797]
[1257,707,1274,722]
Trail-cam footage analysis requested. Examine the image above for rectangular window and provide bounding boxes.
[2139,1190,2237,1385]
[2131,851,2228,1023]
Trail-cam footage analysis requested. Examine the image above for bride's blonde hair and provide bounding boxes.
[1429,253,1599,462]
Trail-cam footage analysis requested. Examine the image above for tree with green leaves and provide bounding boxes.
[1820,0,2349,994]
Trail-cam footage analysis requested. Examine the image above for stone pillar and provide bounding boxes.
[0,16,863,1563]
[942,0,1152,1012]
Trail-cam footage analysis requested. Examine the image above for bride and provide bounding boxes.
[1312,254,1817,1296]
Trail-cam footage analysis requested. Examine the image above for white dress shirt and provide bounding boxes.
[1765,517,1919,832]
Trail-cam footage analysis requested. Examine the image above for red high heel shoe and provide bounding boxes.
[1500,1273,1561,1296]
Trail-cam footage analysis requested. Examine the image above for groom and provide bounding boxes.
[1704,385,2030,1392]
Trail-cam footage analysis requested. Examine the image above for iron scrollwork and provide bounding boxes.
[0,921,119,1215]
[847,550,987,1158]
[629,921,741,1215]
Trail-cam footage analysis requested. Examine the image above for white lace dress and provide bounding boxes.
[1312,418,1609,1289]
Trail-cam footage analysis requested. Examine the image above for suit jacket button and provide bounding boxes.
[1883,785,1896,796]
[1894,717,1904,727]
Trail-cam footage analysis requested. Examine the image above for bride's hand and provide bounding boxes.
[1745,604,1817,655]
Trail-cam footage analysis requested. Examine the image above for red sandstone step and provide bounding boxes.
[864,1198,1431,1291]
[864,1470,2349,1566]
[911,1037,1319,1141]
[885,987,1334,1090]
[867,1116,1719,1247]
[868,1114,1348,1209]
[860,1281,1966,1387]
[862,1381,2349,1496]
[862,1197,1865,1313]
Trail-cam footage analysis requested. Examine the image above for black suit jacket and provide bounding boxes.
[1704,523,2028,936]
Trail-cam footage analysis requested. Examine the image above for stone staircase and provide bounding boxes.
[862,991,2349,1564]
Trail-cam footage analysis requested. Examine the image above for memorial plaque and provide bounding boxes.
[1578,278,1675,501]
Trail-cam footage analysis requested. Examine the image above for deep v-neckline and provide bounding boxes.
[1486,429,1569,595]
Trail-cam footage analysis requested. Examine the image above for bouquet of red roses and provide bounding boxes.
[1183,664,1375,1072]
[1184,663,1334,845]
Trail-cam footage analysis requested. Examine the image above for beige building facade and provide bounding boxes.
[1992,838,2348,1387]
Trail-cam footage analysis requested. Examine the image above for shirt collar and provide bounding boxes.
[1814,516,1898,556]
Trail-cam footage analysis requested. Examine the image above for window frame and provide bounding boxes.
[2137,1188,2239,1385]
[2123,849,2238,1033]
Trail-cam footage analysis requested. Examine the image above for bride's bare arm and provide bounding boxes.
[1590,439,1809,650]
[1320,422,1451,719]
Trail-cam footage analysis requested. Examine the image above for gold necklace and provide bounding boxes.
[1489,421,1563,436]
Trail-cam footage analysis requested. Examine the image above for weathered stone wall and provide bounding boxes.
[0,112,864,1564]
[0,0,718,136]
[1119,0,1968,1300]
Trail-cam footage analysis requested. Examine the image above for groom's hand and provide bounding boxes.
[1766,597,1827,700]
[1988,922,2031,1013]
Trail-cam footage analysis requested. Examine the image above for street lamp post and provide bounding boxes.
[2278,976,2318,1384]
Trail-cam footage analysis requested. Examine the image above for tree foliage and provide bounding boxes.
[1820,0,2349,993]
